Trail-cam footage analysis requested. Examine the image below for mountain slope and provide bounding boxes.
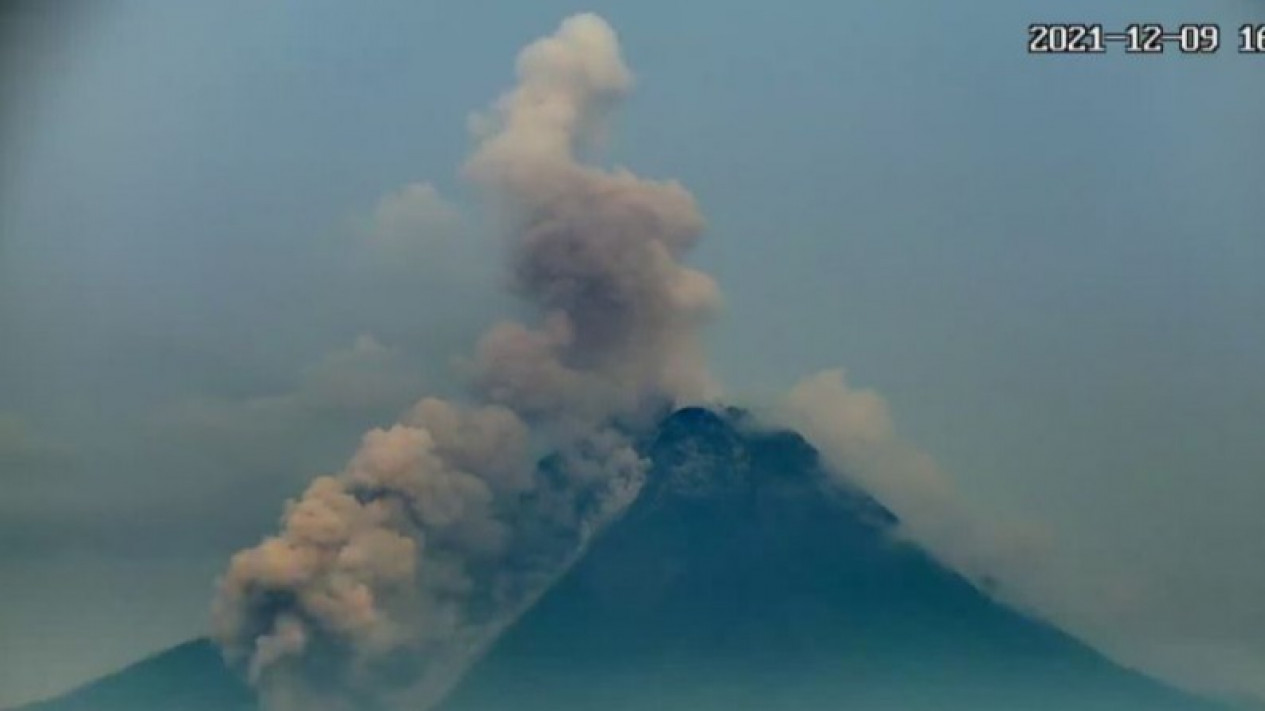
[12,639,252,711]
[440,407,1226,711]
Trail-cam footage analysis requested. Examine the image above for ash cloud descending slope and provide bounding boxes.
[212,14,718,711]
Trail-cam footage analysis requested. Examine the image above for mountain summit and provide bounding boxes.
[15,408,1229,711]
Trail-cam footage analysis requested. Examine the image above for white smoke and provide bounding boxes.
[212,14,719,711]
[777,369,1069,613]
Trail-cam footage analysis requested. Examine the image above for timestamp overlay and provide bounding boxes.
[1027,23,1265,55]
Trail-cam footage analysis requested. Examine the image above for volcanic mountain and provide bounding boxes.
[14,407,1230,711]
[439,407,1225,711]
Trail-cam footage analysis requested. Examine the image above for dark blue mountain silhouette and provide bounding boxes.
[11,639,251,711]
[12,407,1231,711]
[439,407,1228,711]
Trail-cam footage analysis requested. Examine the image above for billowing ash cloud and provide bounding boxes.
[212,14,718,711]
[464,13,720,424]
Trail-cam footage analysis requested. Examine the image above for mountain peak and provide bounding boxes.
[641,406,748,501]
[441,407,1228,711]
[641,406,896,528]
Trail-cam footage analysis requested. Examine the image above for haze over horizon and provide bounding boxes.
[2,2,1264,708]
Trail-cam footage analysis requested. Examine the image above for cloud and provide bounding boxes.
[776,369,1265,706]
[776,369,1057,605]
[167,335,423,444]
[0,412,63,476]
[779,369,949,523]
[361,182,463,265]
[1140,641,1265,708]
[0,411,79,511]
[0,414,88,551]
[147,335,430,517]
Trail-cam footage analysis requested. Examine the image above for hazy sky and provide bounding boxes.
[2,1,1263,707]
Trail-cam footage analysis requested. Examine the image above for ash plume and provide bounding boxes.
[465,12,720,424]
[212,14,719,710]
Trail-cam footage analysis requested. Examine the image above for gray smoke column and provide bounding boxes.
[212,14,719,711]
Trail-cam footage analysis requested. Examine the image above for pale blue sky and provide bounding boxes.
[2,1,1263,706]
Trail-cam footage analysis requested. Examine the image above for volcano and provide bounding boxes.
[14,408,1230,711]
[439,407,1226,711]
